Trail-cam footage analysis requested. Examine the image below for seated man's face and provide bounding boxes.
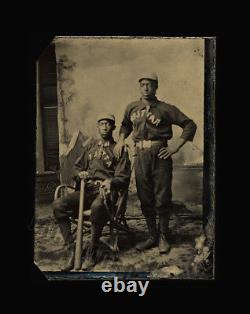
[97,119,114,139]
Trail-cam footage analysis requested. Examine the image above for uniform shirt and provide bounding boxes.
[73,138,131,189]
[119,97,197,142]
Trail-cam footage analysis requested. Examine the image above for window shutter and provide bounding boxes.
[39,43,59,172]
[43,106,59,171]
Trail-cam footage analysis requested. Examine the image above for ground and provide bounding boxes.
[34,192,213,280]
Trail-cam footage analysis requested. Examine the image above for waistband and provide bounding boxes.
[134,139,167,149]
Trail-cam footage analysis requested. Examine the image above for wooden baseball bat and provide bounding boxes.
[74,178,85,270]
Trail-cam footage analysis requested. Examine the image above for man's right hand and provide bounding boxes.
[114,140,125,159]
[78,171,89,180]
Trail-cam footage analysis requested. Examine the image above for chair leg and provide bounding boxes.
[111,226,119,252]
[100,236,119,253]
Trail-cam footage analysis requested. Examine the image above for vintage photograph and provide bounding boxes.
[35,36,215,280]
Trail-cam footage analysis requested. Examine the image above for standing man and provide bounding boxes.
[52,113,131,271]
[114,73,197,254]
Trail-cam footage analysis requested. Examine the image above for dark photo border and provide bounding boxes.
[26,33,218,292]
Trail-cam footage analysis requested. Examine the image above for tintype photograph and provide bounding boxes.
[34,36,215,280]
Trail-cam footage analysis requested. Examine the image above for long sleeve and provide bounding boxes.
[72,148,89,180]
[119,105,133,139]
[111,148,131,189]
[168,105,197,141]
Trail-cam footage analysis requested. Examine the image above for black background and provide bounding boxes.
[22,29,234,304]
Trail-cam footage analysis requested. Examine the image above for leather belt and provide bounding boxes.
[135,140,167,149]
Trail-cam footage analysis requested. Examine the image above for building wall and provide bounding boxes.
[36,62,45,174]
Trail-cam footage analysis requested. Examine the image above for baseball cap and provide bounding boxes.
[138,72,158,82]
[97,113,115,123]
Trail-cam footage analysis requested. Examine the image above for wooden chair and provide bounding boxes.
[54,183,132,253]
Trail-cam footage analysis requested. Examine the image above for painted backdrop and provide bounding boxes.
[54,37,204,203]
[55,37,204,165]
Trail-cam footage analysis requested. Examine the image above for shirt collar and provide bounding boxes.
[98,138,115,147]
[140,96,158,108]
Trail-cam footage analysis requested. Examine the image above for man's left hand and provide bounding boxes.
[158,144,179,159]
[100,179,111,196]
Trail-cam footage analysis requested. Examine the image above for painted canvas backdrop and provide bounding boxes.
[55,37,204,166]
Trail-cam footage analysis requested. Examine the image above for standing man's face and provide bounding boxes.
[139,79,157,100]
[97,119,115,139]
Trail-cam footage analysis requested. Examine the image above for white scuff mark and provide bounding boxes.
[161,265,184,276]
[195,233,206,252]
[151,265,184,278]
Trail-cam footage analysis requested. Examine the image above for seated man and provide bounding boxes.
[52,113,131,271]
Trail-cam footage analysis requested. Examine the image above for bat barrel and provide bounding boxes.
[74,179,85,270]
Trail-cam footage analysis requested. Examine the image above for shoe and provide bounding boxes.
[158,233,171,254]
[61,244,75,271]
[136,236,158,251]
[136,216,158,251]
[81,256,96,270]
[81,246,97,270]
